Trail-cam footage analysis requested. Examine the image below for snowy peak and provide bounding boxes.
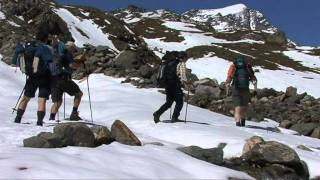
[183,4,277,33]
[190,3,247,17]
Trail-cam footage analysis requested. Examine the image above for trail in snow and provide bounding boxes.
[0,61,320,178]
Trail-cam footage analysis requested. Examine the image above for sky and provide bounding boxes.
[55,0,320,46]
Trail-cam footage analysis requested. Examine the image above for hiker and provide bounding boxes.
[225,56,257,127]
[153,51,190,123]
[49,41,84,121]
[13,31,53,126]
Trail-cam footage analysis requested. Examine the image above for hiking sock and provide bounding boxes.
[37,111,45,126]
[72,107,78,113]
[236,121,241,127]
[241,118,246,127]
[14,109,25,123]
[153,112,161,124]
[49,113,56,120]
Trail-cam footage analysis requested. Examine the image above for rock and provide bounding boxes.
[138,65,153,78]
[279,120,293,129]
[285,86,297,97]
[194,78,219,88]
[290,123,318,136]
[297,145,313,152]
[195,85,221,98]
[178,144,224,165]
[114,50,141,69]
[311,127,320,139]
[259,97,269,103]
[54,123,95,147]
[23,136,51,148]
[257,88,278,98]
[242,136,265,155]
[38,132,64,148]
[90,125,113,146]
[242,141,300,165]
[261,164,301,180]
[110,120,142,146]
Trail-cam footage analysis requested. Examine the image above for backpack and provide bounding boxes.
[48,45,62,76]
[233,57,251,89]
[157,58,179,88]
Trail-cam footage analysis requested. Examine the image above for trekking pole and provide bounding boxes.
[86,72,93,123]
[82,60,93,123]
[169,107,172,119]
[12,87,25,114]
[12,76,27,114]
[184,87,190,123]
[63,93,66,120]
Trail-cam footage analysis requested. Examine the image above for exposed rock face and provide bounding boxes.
[90,125,113,146]
[178,143,226,165]
[110,120,142,146]
[53,123,95,147]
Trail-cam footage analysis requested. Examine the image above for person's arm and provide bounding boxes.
[226,64,235,85]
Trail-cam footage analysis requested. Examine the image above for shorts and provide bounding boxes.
[51,76,82,102]
[24,75,51,99]
[232,87,250,107]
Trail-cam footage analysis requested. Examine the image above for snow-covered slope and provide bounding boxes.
[1,59,320,178]
[54,8,118,51]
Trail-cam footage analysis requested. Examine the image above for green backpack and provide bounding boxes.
[233,57,250,89]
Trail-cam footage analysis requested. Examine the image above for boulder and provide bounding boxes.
[114,50,141,69]
[110,120,142,146]
[311,127,320,139]
[285,86,297,98]
[297,145,313,152]
[24,136,51,148]
[242,136,265,155]
[290,123,318,136]
[242,141,300,165]
[195,85,221,98]
[138,65,153,78]
[54,123,95,147]
[279,120,293,129]
[194,78,219,88]
[178,144,225,165]
[90,125,113,145]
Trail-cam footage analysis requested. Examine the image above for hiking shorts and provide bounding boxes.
[232,88,250,107]
[51,76,82,103]
[24,75,51,99]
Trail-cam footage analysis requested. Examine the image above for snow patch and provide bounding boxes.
[7,20,20,27]
[162,21,202,32]
[54,8,118,52]
[283,50,320,70]
[0,11,5,20]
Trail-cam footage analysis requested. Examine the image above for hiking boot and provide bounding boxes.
[241,118,246,127]
[49,113,56,121]
[153,112,160,124]
[171,117,181,123]
[14,117,21,123]
[36,120,43,126]
[69,111,82,121]
[236,122,241,127]
[14,109,24,123]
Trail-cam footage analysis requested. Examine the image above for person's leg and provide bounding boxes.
[63,79,83,120]
[234,106,241,126]
[240,106,248,126]
[15,78,36,123]
[14,96,30,123]
[50,101,62,120]
[37,97,46,126]
[172,88,184,121]
[153,88,175,123]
